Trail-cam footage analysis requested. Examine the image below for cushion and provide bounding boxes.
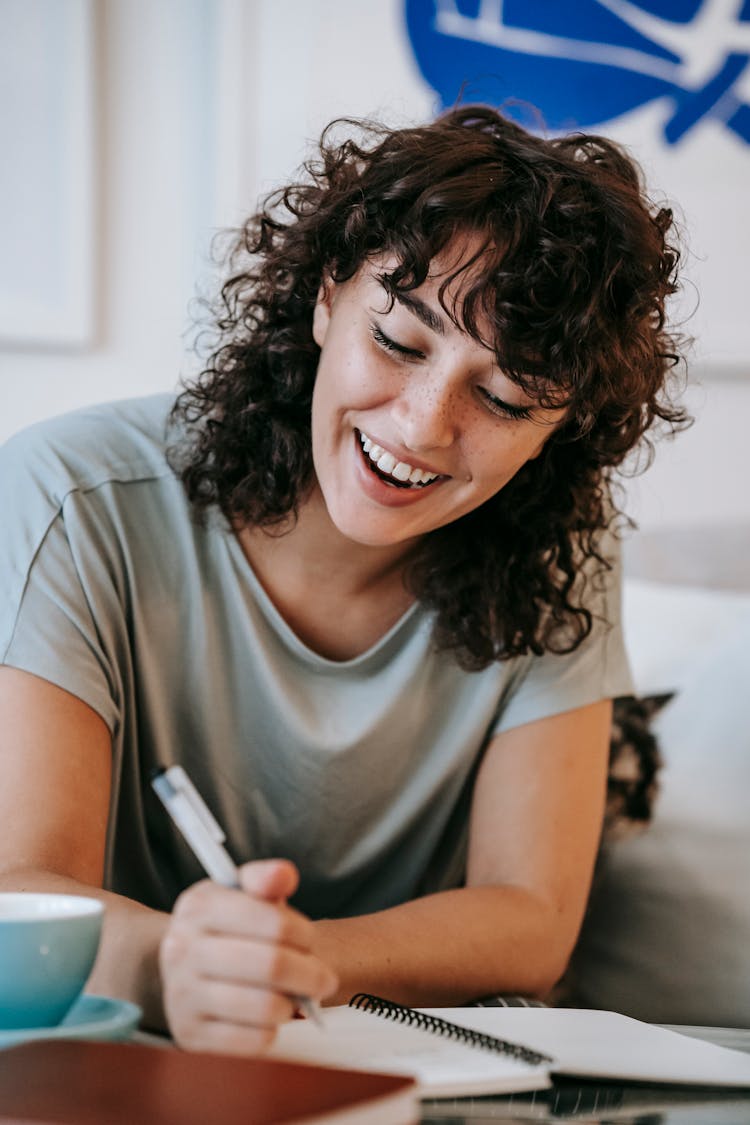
[569,606,750,1027]
[622,578,750,696]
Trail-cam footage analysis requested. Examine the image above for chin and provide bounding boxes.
[335,520,414,549]
[323,503,416,549]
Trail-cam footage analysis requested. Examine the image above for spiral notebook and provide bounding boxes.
[269,994,552,1098]
[269,994,750,1099]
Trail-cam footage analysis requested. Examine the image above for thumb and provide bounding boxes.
[237,857,299,902]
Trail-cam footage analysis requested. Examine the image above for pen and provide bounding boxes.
[152,764,324,1028]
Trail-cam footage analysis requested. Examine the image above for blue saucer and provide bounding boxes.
[0,994,141,1048]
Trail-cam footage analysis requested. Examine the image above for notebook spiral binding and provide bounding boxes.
[348,993,552,1067]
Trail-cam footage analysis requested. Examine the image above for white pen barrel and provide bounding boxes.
[161,792,240,887]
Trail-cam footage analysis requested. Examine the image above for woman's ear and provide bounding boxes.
[312,279,333,348]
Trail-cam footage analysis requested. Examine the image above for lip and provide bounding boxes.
[352,431,446,507]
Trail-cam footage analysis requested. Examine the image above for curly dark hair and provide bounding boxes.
[169,105,690,670]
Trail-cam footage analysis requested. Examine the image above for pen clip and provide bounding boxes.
[158,765,226,846]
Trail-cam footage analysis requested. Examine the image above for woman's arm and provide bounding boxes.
[1,665,610,1049]
[0,668,336,1046]
[311,699,612,1006]
[0,667,170,1027]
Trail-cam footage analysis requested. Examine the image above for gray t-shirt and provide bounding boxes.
[0,395,633,918]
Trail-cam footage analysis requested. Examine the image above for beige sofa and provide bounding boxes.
[568,524,750,1029]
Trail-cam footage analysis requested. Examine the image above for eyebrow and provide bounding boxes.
[390,289,446,336]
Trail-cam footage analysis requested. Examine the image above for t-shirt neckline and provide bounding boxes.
[222,529,422,669]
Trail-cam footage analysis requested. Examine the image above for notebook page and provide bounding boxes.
[419,1008,750,1088]
[269,1005,551,1098]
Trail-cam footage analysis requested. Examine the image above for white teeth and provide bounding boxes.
[358,430,440,487]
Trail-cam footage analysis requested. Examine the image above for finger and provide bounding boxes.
[174,1016,277,1057]
[238,858,299,902]
[192,978,296,1029]
[188,934,338,1001]
[172,880,314,949]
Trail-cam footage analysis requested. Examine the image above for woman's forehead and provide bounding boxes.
[366,239,498,319]
[373,232,494,284]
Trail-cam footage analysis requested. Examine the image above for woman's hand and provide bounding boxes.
[159,858,338,1055]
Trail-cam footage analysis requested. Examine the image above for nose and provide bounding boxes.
[391,370,459,452]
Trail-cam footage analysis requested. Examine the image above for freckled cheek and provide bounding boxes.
[315,356,363,419]
[355,357,407,410]
[468,434,541,490]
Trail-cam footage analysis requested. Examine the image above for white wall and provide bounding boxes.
[1,0,748,533]
[624,376,750,528]
[0,0,228,431]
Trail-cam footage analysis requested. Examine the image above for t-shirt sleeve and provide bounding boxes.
[491,531,635,736]
[0,431,122,733]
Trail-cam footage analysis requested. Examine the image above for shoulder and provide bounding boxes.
[0,394,177,505]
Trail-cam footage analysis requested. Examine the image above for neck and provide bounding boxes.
[239,485,418,599]
[233,486,420,661]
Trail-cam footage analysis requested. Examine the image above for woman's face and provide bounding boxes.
[310,250,565,551]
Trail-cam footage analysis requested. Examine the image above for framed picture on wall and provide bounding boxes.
[248,0,750,380]
[402,0,750,380]
[0,0,95,348]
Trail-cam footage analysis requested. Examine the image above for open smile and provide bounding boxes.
[356,430,446,490]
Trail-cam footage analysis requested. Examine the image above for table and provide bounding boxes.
[419,1026,750,1124]
[134,1025,750,1123]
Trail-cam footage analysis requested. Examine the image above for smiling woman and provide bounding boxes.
[173,107,688,667]
[306,253,563,553]
[0,106,689,1054]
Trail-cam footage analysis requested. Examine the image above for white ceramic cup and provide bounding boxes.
[0,893,104,1030]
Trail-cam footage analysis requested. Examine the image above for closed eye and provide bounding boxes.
[372,321,534,421]
[370,323,425,360]
[477,387,534,421]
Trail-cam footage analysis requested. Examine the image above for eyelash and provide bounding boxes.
[476,388,533,421]
[369,322,533,422]
[370,323,424,359]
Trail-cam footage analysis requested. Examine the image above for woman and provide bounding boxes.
[0,106,687,1053]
